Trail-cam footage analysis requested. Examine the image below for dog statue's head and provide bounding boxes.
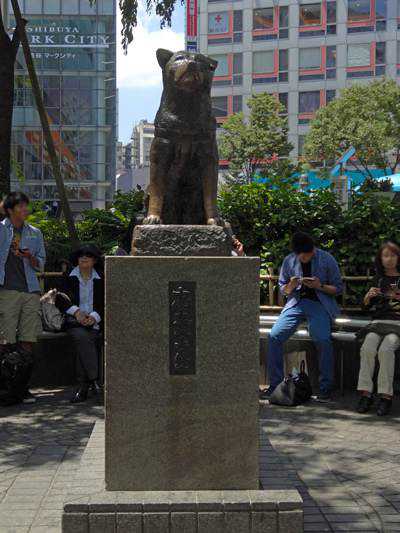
[156,49,218,93]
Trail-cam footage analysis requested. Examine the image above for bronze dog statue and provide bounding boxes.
[143,49,222,226]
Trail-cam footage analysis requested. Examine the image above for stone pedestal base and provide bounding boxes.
[105,256,260,491]
[131,225,232,256]
[62,422,304,533]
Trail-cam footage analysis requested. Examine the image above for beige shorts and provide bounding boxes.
[0,290,41,344]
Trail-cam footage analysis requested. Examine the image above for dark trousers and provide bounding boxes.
[68,327,101,384]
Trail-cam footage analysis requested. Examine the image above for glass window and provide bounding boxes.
[348,0,370,21]
[212,96,228,117]
[253,50,274,73]
[278,93,288,112]
[98,0,113,14]
[233,10,242,31]
[376,42,385,64]
[347,43,370,67]
[299,91,320,113]
[279,49,288,71]
[253,8,274,30]
[233,53,242,74]
[299,4,321,26]
[43,0,60,13]
[80,0,96,13]
[62,0,79,14]
[25,0,42,13]
[376,0,386,18]
[212,54,229,76]
[299,47,321,69]
[327,46,336,67]
[327,1,336,22]
[326,90,336,104]
[233,95,242,113]
[208,12,229,34]
[279,6,289,27]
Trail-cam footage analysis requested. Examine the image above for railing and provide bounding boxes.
[39,270,373,313]
[260,268,373,313]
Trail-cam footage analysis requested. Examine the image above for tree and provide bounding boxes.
[0,4,25,196]
[304,79,400,181]
[218,93,294,184]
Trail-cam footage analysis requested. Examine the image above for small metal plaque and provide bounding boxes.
[169,281,196,375]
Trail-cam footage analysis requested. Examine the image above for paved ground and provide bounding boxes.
[0,388,399,533]
[260,395,400,533]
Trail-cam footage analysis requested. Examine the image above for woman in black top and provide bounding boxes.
[56,244,104,403]
[357,241,400,416]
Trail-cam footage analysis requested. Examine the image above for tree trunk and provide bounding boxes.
[11,0,79,247]
[0,4,22,197]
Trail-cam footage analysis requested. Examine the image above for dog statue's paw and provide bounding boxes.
[206,216,223,226]
[143,215,162,225]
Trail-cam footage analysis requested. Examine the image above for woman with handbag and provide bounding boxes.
[56,244,104,403]
[357,241,400,416]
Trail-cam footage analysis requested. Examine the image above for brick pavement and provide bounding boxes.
[260,395,400,533]
[0,388,399,532]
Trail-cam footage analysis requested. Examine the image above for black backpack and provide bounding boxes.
[269,360,312,407]
[0,348,33,406]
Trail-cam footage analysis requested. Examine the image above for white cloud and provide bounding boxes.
[117,7,185,89]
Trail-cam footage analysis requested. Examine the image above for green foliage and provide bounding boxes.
[27,190,144,269]
[113,188,144,219]
[218,182,400,305]
[218,93,294,183]
[304,79,400,177]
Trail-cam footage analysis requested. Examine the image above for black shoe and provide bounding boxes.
[70,385,89,404]
[376,397,392,416]
[314,391,332,403]
[22,391,37,404]
[357,395,373,414]
[259,386,274,400]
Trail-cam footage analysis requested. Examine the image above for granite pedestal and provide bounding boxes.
[131,224,232,256]
[105,256,260,491]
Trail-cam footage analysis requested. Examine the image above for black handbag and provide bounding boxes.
[269,360,312,406]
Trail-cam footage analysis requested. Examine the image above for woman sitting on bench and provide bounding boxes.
[57,244,104,403]
[357,241,400,416]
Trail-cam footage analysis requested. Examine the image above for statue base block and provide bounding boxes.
[62,421,304,533]
[131,225,232,256]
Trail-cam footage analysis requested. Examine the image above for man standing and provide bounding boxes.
[261,232,343,402]
[0,192,46,404]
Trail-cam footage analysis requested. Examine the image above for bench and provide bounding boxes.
[259,314,400,395]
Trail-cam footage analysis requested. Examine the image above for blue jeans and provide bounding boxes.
[267,299,334,393]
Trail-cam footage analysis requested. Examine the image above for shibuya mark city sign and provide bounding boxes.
[25,22,110,48]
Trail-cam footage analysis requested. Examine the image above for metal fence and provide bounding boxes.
[39,270,373,313]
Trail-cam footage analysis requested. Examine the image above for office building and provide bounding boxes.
[131,120,154,168]
[186,0,398,165]
[8,0,117,213]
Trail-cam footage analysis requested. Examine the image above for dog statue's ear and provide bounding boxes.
[209,58,218,71]
[156,49,174,69]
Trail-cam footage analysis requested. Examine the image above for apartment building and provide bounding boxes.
[186,0,398,164]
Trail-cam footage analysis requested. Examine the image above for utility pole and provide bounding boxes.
[10,0,79,247]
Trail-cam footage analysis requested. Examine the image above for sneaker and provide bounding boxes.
[376,397,392,416]
[314,391,332,403]
[22,391,37,404]
[259,386,274,401]
[357,395,373,414]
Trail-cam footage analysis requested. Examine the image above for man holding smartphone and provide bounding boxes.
[0,192,46,404]
[261,232,343,402]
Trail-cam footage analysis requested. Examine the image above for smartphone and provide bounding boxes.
[302,277,315,282]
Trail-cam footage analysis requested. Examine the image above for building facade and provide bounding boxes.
[131,120,154,168]
[8,0,117,213]
[186,0,398,164]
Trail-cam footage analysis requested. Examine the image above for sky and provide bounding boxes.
[117,1,185,143]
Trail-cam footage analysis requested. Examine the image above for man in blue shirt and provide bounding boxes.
[262,232,343,402]
[0,192,46,404]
